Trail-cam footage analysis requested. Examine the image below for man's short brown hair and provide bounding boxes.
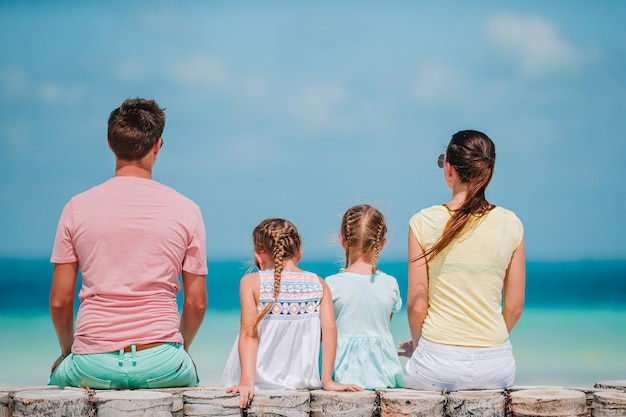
[107,98,165,161]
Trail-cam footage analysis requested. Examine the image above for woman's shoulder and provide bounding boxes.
[409,205,449,227]
[412,204,448,216]
[490,206,523,223]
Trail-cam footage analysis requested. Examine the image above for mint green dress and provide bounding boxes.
[325,271,403,389]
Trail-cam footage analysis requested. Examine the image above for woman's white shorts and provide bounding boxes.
[402,338,516,391]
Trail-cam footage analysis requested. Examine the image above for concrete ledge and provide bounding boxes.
[509,388,587,416]
[592,391,626,417]
[594,380,626,391]
[12,389,90,417]
[95,390,173,417]
[0,384,625,417]
[0,392,9,417]
[183,388,309,417]
[310,390,377,417]
[445,390,505,417]
[377,389,444,417]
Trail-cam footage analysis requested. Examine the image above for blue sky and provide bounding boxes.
[1,1,625,261]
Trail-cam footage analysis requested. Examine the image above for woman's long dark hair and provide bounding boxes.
[417,130,496,262]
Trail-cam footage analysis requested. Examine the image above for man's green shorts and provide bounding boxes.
[49,342,198,389]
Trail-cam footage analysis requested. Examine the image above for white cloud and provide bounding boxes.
[290,83,348,130]
[235,79,385,136]
[485,13,584,77]
[0,67,31,98]
[39,83,85,104]
[165,55,229,90]
[111,59,146,81]
[239,75,270,99]
[39,83,63,103]
[411,63,467,105]
[207,134,288,171]
[136,4,192,38]
[3,122,30,154]
[0,67,85,104]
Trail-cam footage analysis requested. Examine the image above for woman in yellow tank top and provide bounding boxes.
[400,130,526,391]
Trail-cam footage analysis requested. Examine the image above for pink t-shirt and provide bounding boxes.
[51,176,207,354]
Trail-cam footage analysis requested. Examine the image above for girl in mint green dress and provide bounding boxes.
[325,205,403,390]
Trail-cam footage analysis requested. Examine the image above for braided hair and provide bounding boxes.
[341,205,387,275]
[252,218,302,331]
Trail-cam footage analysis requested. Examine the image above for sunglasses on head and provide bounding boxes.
[437,154,445,168]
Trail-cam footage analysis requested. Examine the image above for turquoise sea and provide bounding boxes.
[1,258,625,389]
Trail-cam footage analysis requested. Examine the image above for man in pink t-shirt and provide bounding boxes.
[49,98,208,389]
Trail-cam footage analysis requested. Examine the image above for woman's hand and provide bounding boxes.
[50,354,67,373]
[397,339,414,357]
[322,380,363,392]
[226,383,254,409]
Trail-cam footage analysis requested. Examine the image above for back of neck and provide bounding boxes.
[114,161,153,179]
[343,258,376,275]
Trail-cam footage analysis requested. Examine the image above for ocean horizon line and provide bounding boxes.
[3,255,626,262]
[2,257,625,312]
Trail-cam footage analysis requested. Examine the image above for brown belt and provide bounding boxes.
[122,342,165,352]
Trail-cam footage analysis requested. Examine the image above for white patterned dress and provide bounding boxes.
[221,269,323,390]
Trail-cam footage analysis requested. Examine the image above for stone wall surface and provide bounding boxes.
[0,380,623,417]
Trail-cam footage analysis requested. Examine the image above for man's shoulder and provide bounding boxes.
[68,178,114,200]
[71,177,199,209]
[151,180,200,207]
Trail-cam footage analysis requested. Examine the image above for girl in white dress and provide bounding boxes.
[325,205,403,389]
[222,218,362,408]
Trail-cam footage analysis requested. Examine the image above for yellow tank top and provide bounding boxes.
[409,205,524,347]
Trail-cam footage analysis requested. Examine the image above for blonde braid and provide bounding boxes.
[253,219,301,332]
[370,222,385,274]
[343,217,353,271]
[270,229,285,300]
[340,205,387,275]
[253,223,279,329]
